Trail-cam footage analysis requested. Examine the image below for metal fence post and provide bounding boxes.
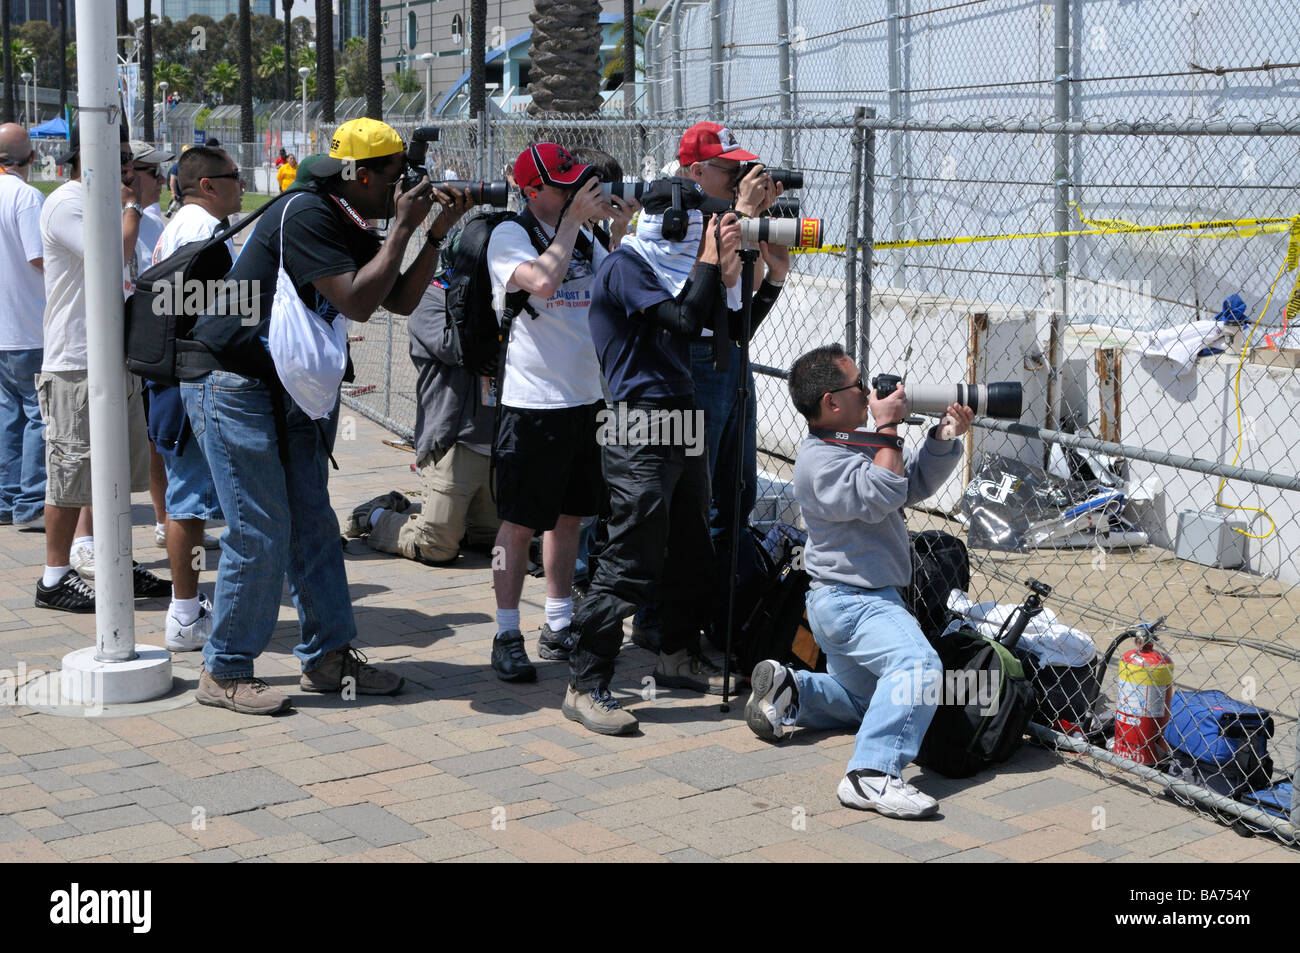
[1047,0,1071,437]
[776,0,794,167]
[845,106,866,361]
[860,107,877,370]
[710,0,724,117]
[671,0,684,118]
[887,0,906,290]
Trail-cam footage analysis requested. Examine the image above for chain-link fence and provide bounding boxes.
[307,0,1300,845]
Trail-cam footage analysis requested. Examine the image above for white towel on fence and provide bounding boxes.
[1141,320,1230,377]
[944,590,1098,667]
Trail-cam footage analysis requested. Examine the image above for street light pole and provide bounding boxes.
[158,80,168,148]
[21,73,32,126]
[299,65,311,152]
[420,51,434,123]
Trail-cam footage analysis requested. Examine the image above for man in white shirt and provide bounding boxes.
[148,145,243,652]
[485,143,608,684]
[0,123,48,529]
[33,124,169,613]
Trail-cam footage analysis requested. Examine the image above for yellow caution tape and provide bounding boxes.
[788,207,1298,255]
[1287,218,1300,271]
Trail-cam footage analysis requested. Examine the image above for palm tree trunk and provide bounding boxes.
[117,0,129,60]
[58,0,69,121]
[238,0,254,149]
[317,0,335,124]
[470,0,486,119]
[365,0,382,120]
[1,0,14,125]
[528,0,603,115]
[283,0,293,102]
[622,0,634,117]
[143,0,154,140]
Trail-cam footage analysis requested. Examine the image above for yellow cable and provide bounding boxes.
[1214,228,1296,541]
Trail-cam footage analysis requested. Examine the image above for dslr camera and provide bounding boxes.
[871,373,1024,419]
[738,162,804,190]
[402,125,510,207]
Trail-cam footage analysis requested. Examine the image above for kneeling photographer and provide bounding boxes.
[562,179,785,736]
[180,118,468,715]
[744,344,973,817]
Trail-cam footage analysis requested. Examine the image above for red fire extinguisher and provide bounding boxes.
[1112,621,1174,764]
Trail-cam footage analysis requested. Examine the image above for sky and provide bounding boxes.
[126,1,317,18]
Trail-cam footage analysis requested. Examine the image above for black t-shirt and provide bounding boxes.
[587,248,695,402]
[190,188,383,378]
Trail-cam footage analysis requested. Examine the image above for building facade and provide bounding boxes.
[360,0,648,113]
[5,0,72,27]
[158,0,242,20]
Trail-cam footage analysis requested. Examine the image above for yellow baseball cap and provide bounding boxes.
[329,118,405,162]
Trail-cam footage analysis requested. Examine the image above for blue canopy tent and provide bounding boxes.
[30,116,70,138]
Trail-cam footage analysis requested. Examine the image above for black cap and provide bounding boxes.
[58,122,131,165]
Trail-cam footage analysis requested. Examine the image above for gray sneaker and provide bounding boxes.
[301,645,404,695]
[562,685,638,736]
[344,491,411,538]
[653,648,737,695]
[196,670,292,715]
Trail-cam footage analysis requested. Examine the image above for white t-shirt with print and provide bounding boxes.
[40,180,89,372]
[0,172,46,350]
[487,217,606,409]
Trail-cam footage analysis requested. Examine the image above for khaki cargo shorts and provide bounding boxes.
[36,369,151,508]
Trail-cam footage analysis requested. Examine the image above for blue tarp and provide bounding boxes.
[30,116,69,138]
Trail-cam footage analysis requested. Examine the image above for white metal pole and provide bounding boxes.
[421,52,434,123]
[300,66,310,151]
[58,0,172,708]
[159,80,168,149]
[78,0,137,659]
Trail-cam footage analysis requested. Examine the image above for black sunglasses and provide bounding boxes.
[828,376,866,396]
[204,170,241,181]
[132,165,162,177]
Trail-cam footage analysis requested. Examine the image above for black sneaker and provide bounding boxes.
[491,630,537,682]
[133,563,172,598]
[538,623,578,661]
[35,570,96,613]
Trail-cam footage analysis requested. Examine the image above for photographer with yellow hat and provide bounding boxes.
[179,117,471,715]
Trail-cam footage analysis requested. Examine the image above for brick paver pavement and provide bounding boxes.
[0,413,1295,863]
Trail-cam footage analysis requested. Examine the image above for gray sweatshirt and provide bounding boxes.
[793,431,963,591]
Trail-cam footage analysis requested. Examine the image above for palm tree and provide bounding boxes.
[258,45,286,83]
[238,0,253,149]
[1,0,13,125]
[528,0,603,115]
[58,0,68,121]
[282,0,293,102]
[208,61,238,104]
[365,0,382,119]
[469,0,485,118]
[154,61,193,100]
[316,0,335,124]
[143,0,155,140]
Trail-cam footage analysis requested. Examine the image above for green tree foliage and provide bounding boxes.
[603,7,658,89]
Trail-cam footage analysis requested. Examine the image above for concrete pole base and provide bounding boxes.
[59,645,173,706]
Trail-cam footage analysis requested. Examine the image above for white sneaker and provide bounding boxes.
[745,659,797,741]
[165,595,214,652]
[69,543,95,580]
[837,772,939,819]
[155,526,221,550]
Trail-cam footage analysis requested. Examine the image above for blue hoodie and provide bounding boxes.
[793,431,963,591]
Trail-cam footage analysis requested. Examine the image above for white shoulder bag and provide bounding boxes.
[267,194,350,419]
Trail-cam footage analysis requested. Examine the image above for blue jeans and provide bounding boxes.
[0,348,46,523]
[798,583,942,776]
[181,371,354,679]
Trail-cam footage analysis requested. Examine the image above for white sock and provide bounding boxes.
[155,522,166,537]
[170,595,201,626]
[73,535,93,551]
[369,507,387,528]
[545,596,573,632]
[43,565,71,587]
[496,609,521,636]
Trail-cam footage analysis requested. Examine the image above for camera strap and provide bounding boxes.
[809,427,905,453]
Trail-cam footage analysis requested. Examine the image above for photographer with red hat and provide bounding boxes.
[485,143,613,683]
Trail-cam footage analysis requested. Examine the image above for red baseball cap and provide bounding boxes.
[513,143,589,189]
[678,122,758,166]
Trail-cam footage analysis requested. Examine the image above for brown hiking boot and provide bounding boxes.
[653,648,738,696]
[196,669,292,715]
[562,685,638,736]
[300,645,404,696]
